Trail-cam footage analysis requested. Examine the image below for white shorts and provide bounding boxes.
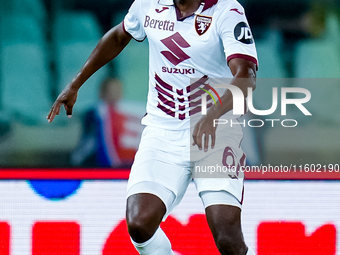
[127,124,245,219]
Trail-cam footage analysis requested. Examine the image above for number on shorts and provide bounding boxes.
[222,147,246,179]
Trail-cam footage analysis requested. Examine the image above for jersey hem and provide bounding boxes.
[227,53,258,70]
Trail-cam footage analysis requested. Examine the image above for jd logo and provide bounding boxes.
[234,22,253,44]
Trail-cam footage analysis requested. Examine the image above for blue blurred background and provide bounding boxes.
[0,0,339,167]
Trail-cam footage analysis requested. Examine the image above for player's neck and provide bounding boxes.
[174,0,203,19]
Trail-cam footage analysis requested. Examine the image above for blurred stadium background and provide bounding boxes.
[1,0,340,254]
[0,0,340,167]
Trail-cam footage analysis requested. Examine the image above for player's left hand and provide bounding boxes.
[192,111,219,152]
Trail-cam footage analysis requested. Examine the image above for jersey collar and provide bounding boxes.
[202,0,218,11]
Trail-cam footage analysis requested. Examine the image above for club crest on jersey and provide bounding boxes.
[195,15,212,36]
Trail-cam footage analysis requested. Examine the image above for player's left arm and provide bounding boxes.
[192,58,256,151]
[211,57,257,118]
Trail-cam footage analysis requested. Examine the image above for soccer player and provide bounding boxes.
[47,0,258,254]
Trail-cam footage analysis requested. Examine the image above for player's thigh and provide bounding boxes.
[127,166,192,222]
[194,145,247,251]
[193,146,246,204]
[200,189,243,238]
[205,204,245,247]
[127,126,192,219]
[126,180,176,221]
[128,126,190,192]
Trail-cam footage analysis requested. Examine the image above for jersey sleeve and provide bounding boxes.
[123,0,146,41]
[217,3,258,68]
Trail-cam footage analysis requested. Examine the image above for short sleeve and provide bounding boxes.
[217,3,258,68]
[123,0,147,41]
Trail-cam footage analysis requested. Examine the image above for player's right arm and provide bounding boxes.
[47,22,132,123]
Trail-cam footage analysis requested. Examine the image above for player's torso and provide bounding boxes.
[144,0,232,77]
[147,4,226,71]
[139,0,233,128]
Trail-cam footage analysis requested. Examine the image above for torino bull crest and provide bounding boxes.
[195,15,212,36]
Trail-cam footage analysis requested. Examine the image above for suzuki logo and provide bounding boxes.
[160,32,191,66]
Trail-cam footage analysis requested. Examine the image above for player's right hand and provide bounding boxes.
[47,85,78,123]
